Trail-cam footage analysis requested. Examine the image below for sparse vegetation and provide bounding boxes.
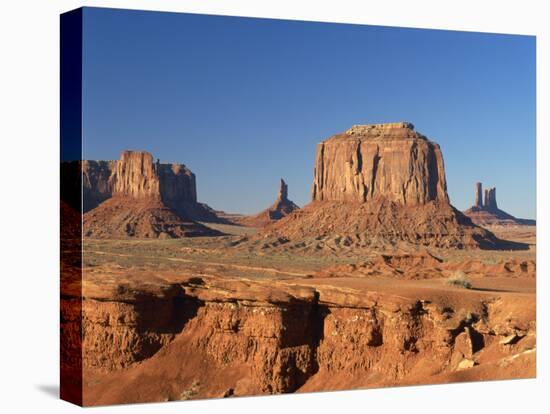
[180,380,201,401]
[447,271,472,289]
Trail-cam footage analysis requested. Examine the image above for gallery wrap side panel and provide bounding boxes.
[60,7,83,407]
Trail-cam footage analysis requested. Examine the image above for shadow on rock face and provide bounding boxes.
[478,237,531,251]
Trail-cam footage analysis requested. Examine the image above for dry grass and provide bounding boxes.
[180,380,201,400]
[447,271,472,289]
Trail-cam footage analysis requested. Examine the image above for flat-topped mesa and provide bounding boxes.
[82,150,197,211]
[81,151,221,238]
[312,122,448,205]
[345,122,416,136]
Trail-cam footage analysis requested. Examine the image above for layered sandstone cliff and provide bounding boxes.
[312,122,448,205]
[68,271,535,405]
[253,122,500,250]
[111,151,162,198]
[238,179,300,227]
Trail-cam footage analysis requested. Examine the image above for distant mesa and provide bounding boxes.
[253,122,507,250]
[75,151,222,223]
[62,150,223,239]
[238,179,300,227]
[463,182,535,226]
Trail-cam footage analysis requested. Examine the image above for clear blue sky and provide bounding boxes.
[82,7,536,218]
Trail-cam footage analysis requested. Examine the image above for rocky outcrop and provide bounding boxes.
[464,182,535,226]
[252,122,501,250]
[312,122,448,205]
[238,179,300,227]
[82,151,222,238]
[72,272,535,405]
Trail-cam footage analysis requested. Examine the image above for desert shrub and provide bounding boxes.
[447,271,472,289]
[180,380,200,400]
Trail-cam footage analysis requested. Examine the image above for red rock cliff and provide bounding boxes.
[80,151,197,212]
[312,122,449,205]
[111,151,161,198]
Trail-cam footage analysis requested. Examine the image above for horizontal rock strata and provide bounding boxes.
[63,272,535,405]
[312,122,448,205]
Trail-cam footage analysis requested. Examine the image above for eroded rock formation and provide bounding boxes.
[253,122,499,249]
[68,269,535,405]
[312,122,448,205]
[464,182,535,226]
[111,151,162,198]
[238,179,300,227]
[474,182,483,208]
[80,151,198,211]
[81,151,221,238]
[484,187,498,211]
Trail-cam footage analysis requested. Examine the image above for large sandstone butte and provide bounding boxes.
[255,122,501,249]
[312,122,448,205]
[238,179,300,227]
[463,182,536,226]
[68,151,220,222]
[82,151,220,238]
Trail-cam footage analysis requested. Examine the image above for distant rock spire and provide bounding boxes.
[483,186,497,211]
[474,182,483,208]
[487,187,497,210]
[278,178,288,202]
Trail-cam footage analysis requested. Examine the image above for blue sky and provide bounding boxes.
[82,7,536,218]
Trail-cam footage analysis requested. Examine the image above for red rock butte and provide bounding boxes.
[256,122,502,249]
[312,122,448,205]
[81,150,221,238]
[81,151,198,214]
